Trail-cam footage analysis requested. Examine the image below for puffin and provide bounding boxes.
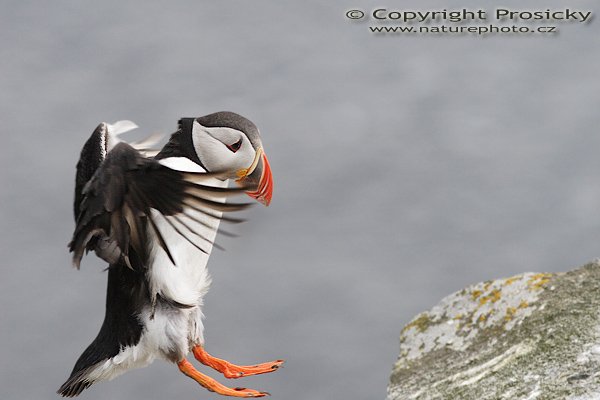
[58,112,282,398]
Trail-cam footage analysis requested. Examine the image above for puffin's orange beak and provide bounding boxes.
[237,149,273,206]
[246,152,273,206]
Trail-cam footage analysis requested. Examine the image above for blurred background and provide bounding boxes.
[1,1,599,399]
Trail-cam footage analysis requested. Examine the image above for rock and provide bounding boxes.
[387,261,600,400]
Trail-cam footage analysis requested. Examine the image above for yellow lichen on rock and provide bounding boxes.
[395,270,557,366]
[527,273,553,290]
[471,290,483,300]
[518,300,528,309]
[389,262,600,400]
[479,289,502,305]
[504,307,517,321]
[504,277,519,286]
[402,313,432,334]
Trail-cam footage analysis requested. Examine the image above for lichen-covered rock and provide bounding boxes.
[387,261,600,400]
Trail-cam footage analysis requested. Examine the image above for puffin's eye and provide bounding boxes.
[226,138,243,153]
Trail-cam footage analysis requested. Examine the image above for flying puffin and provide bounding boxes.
[58,112,281,398]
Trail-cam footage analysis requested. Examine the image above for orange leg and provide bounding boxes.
[178,359,269,398]
[193,345,284,379]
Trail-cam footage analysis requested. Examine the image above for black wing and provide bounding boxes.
[70,141,250,269]
[73,123,107,220]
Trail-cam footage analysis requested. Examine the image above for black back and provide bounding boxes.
[154,118,205,168]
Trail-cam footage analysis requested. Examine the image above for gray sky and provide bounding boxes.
[1,1,599,399]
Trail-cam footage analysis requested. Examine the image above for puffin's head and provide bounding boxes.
[191,111,273,206]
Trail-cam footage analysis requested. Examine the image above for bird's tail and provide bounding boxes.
[57,366,97,397]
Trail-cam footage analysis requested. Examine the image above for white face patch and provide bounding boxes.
[191,121,255,177]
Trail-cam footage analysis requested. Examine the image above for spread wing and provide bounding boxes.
[73,120,160,219]
[70,141,250,269]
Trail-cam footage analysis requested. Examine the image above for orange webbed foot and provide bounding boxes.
[193,345,284,379]
[178,359,269,397]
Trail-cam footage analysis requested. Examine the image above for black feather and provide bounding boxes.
[171,214,225,251]
[161,214,209,255]
[146,215,176,265]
